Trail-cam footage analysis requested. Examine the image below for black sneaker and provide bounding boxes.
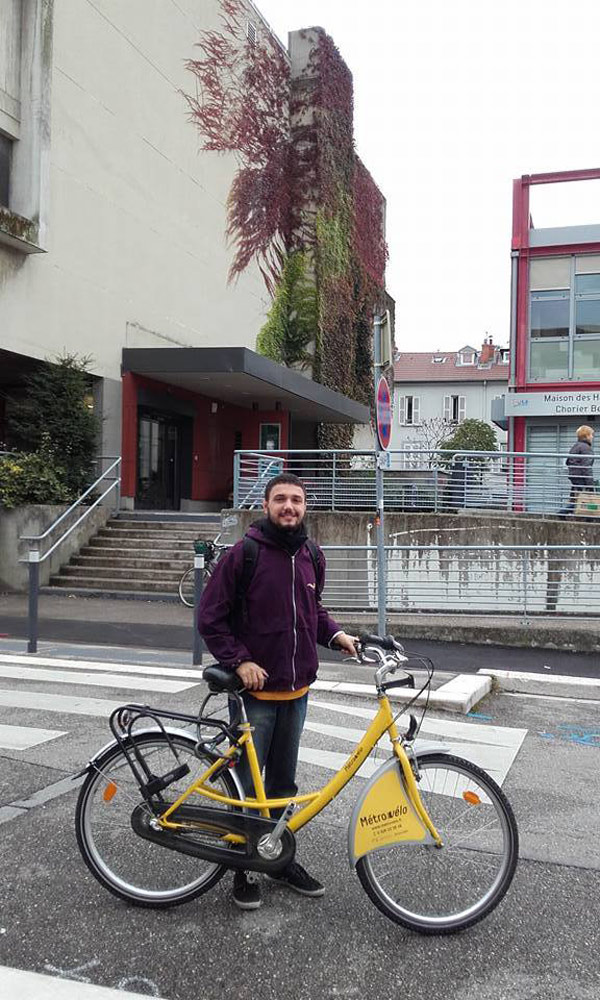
[232,871,262,910]
[268,861,325,897]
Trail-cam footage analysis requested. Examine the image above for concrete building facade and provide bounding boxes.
[0,1,378,510]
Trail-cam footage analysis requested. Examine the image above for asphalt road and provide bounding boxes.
[1,611,598,678]
[1,668,599,1000]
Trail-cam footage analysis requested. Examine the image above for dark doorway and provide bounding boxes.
[137,410,188,510]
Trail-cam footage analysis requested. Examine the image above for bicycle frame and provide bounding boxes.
[156,693,442,846]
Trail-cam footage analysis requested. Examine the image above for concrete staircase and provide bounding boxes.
[46,512,222,600]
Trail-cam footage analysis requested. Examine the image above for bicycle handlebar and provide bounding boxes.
[358,632,404,654]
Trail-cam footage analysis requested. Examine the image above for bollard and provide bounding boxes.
[192,552,205,666]
[27,550,40,654]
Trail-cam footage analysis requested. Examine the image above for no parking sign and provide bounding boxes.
[376,375,392,450]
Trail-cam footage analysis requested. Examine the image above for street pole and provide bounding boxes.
[192,552,205,666]
[27,549,40,654]
[373,312,387,637]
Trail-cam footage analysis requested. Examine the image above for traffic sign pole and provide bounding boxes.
[373,314,388,637]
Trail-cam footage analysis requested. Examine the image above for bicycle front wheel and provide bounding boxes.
[76,732,241,908]
[356,753,518,935]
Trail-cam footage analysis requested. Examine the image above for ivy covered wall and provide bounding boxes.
[186,2,388,447]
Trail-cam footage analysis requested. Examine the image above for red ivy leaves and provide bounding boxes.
[185,0,291,291]
[354,158,387,287]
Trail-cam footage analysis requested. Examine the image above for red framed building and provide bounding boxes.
[504,168,600,457]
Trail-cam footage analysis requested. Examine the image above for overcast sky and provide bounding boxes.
[257,0,600,353]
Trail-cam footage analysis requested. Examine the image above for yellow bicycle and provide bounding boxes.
[75,634,518,935]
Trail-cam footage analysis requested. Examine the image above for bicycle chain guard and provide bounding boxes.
[130,804,296,874]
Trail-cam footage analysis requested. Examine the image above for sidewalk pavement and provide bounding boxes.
[2,591,600,652]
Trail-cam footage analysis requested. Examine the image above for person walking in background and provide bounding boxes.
[566,425,595,513]
[198,473,357,910]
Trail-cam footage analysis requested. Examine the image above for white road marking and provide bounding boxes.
[503,691,600,705]
[300,696,527,785]
[0,664,195,693]
[0,690,127,717]
[0,964,168,998]
[0,652,204,681]
[0,724,67,750]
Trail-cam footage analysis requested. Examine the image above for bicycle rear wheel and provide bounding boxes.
[76,732,241,908]
[356,753,518,934]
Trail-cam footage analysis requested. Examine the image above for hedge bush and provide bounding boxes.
[0,451,72,510]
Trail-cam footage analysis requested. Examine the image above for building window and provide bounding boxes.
[443,395,466,423]
[528,254,600,381]
[456,350,476,366]
[0,134,10,207]
[397,394,420,425]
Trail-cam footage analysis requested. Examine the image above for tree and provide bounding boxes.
[413,417,454,461]
[439,419,498,457]
[256,251,317,367]
[7,354,101,495]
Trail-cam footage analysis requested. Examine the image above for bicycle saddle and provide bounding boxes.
[202,665,244,693]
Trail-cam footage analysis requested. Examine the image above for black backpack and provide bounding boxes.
[233,536,322,626]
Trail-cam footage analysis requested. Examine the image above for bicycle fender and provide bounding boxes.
[347,752,446,868]
[76,727,246,802]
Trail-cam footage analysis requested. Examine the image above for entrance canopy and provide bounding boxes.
[122,347,370,424]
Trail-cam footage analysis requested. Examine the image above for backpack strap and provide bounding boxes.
[305,538,323,598]
[231,536,260,627]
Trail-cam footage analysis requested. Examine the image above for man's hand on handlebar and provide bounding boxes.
[332,631,360,658]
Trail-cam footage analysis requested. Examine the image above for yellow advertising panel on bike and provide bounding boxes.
[351,761,436,862]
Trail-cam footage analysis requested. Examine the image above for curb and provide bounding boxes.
[479,669,600,700]
[310,673,491,715]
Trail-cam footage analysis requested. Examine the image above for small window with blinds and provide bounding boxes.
[246,20,258,45]
[443,395,466,423]
[398,395,420,425]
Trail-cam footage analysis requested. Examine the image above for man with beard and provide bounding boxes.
[198,473,357,910]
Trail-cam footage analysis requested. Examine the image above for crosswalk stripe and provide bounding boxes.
[310,697,527,748]
[0,664,196,693]
[0,652,204,681]
[0,723,67,750]
[0,690,127,717]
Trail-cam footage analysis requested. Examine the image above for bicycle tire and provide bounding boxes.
[178,564,213,607]
[75,732,242,908]
[178,566,195,607]
[355,753,519,935]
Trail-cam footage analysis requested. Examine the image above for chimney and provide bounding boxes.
[479,336,495,364]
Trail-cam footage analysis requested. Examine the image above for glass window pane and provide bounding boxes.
[530,297,570,338]
[530,257,570,290]
[573,339,600,380]
[576,299,600,336]
[575,273,600,294]
[0,135,10,208]
[529,340,569,380]
[576,254,600,273]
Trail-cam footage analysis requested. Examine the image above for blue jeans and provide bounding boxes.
[229,692,308,818]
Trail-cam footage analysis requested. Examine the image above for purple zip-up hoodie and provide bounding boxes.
[198,524,342,692]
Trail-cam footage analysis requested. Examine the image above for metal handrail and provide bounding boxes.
[22,456,122,558]
[22,456,121,653]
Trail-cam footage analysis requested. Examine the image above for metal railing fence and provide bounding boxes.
[317,543,600,620]
[233,448,599,518]
[21,456,121,653]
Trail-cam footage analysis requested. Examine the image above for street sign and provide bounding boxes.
[376,375,392,450]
